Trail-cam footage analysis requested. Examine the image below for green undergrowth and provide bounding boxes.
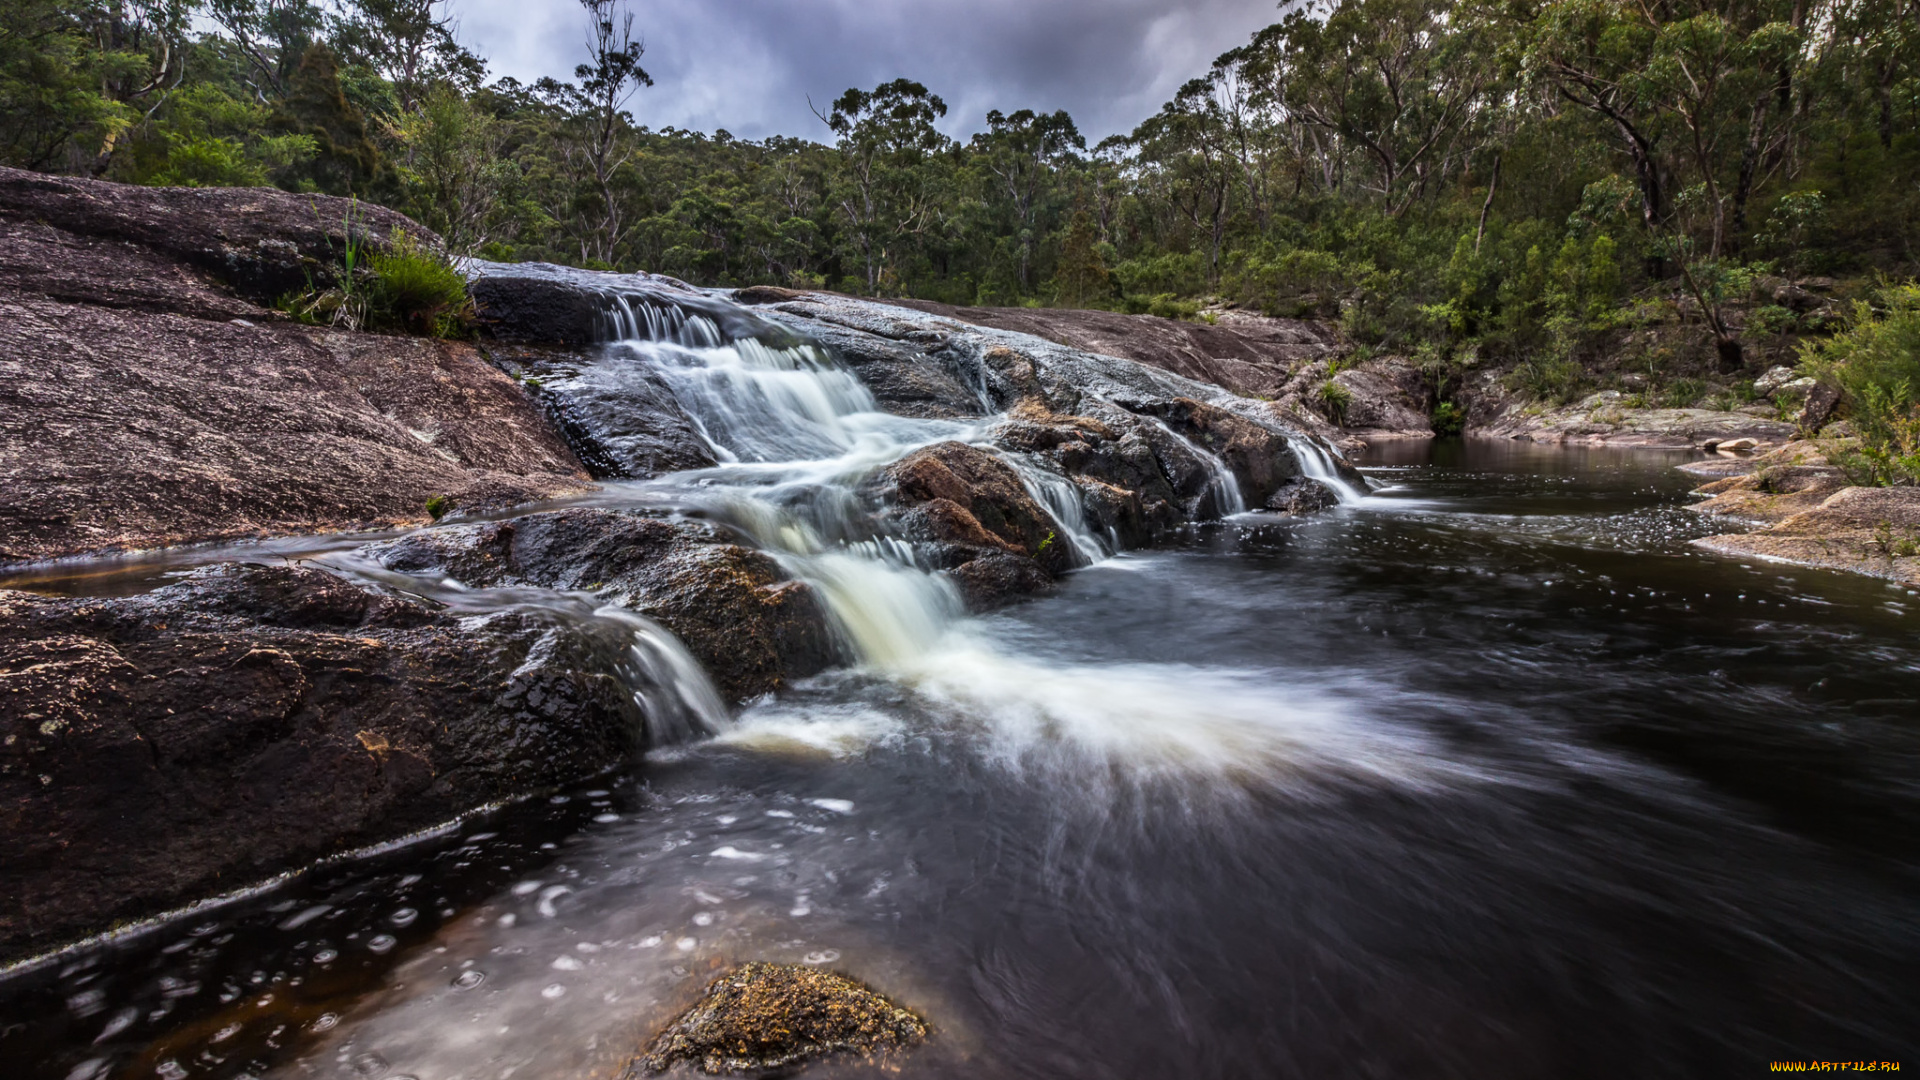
[278,204,473,338]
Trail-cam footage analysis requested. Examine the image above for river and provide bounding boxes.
[4,435,1916,1079]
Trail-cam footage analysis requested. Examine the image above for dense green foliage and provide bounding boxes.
[6,0,1919,433]
[1804,286,1920,485]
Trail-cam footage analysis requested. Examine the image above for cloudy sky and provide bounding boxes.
[453,0,1288,143]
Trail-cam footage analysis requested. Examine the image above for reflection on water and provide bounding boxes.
[6,440,1920,1080]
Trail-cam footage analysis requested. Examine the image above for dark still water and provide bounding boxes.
[5,440,1917,1079]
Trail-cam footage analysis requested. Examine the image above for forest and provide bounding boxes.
[5,1,1918,420]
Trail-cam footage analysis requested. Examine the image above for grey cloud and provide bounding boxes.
[455,0,1285,142]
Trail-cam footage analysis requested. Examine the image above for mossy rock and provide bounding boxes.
[638,962,926,1075]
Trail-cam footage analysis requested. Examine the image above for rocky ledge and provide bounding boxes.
[0,564,646,961]
[468,264,1360,612]
[0,167,590,565]
[1685,440,1920,585]
[361,509,837,703]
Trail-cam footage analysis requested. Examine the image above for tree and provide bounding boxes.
[816,78,951,293]
[332,0,483,112]
[974,108,1083,291]
[536,0,651,266]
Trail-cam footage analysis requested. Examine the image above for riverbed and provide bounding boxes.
[4,439,1917,1079]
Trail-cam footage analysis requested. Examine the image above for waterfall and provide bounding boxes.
[1142,416,1248,517]
[1291,436,1368,504]
[314,551,730,746]
[595,298,985,670]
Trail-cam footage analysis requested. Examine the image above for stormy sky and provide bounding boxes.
[453,0,1288,143]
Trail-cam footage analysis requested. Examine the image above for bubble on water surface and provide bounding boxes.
[551,956,583,971]
[540,984,567,1000]
[451,970,486,990]
[389,908,417,927]
[366,935,396,954]
[312,949,338,964]
[310,1013,338,1033]
[802,950,840,964]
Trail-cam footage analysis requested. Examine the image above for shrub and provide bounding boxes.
[1430,401,1465,436]
[425,494,451,520]
[1506,356,1584,405]
[1801,284,1920,485]
[1317,379,1353,423]
[1660,377,1708,409]
[368,230,473,337]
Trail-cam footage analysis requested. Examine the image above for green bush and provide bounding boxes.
[368,230,473,337]
[1317,379,1353,423]
[1506,356,1584,405]
[1801,284,1920,485]
[1431,401,1465,436]
[1660,377,1708,409]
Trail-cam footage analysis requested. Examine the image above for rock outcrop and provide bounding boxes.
[638,962,926,1075]
[362,510,837,703]
[0,169,592,565]
[871,298,1338,400]
[0,564,647,962]
[1477,390,1797,449]
[1686,441,1920,584]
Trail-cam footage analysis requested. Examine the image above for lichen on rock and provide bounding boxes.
[638,962,926,1075]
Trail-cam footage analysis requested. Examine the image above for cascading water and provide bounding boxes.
[314,550,730,746]
[1293,436,1369,504]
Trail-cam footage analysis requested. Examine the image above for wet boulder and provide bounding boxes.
[0,564,642,963]
[486,343,718,478]
[638,962,926,1076]
[866,442,1071,609]
[1268,477,1340,515]
[363,509,837,702]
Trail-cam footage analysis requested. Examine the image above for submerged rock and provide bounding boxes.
[0,564,646,962]
[1268,477,1340,514]
[638,962,926,1075]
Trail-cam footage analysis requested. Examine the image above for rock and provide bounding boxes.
[1694,485,1920,586]
[1716,437,1759,452]
[638,962,925,1076]
[0,564,646,962]
[487,343,717,478]
[1754,366,1799,395]
[0,165,429,303]
[1267,477,1339,514]
[867,442,1071,609]
[1478,398,1794,449]
[362,510,837,703]
[1686,441,1850,524]
[466,260,709,345]
[0,173,592,565]
[879,298,1338,399]
[1800,382,1843,431]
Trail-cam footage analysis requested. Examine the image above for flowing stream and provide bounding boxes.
[3,309,1918,1078]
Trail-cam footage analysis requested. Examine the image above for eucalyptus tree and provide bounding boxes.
[331,0,483,112]
[535,0,651,266]
[818,78,952,293]
[972,107,1084,291]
